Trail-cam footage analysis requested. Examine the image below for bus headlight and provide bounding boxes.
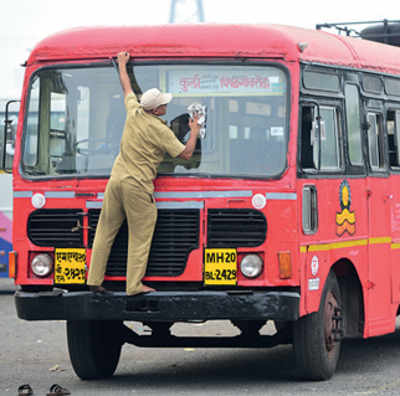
[31,254,53,277]
[240,254,263,278]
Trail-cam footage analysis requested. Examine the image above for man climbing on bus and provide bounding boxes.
[87,51,201,295]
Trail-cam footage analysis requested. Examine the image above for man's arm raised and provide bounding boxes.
[117,51,133,98]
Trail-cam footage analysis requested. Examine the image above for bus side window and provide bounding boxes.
[300,106,315,169]
[345,84,364,167]
[302,185,318,234]
[49,92,67,169]
[317,107,341,170]
[22,76,40,168]
[388,109,400,168]
[367,112,385,171]
[300,105,341,171]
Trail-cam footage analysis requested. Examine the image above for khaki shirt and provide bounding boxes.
[111,92,185,194]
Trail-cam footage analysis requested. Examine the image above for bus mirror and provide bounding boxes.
[2,100,20,172]
[4,120,16,172]
[5,120,16,148]
[0,121,5,170]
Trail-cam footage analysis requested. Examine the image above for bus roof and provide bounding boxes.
[28,24,400,75]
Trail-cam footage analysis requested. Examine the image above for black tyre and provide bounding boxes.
[293,271,343,380]
[67,320,124,380]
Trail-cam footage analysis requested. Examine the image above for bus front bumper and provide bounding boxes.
[15,289,300,322]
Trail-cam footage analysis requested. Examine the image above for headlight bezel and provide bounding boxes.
[239,254,263,279]
[31,253,54,278]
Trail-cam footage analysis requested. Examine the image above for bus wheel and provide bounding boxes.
[293,271,343,380]
[66,320,124,380]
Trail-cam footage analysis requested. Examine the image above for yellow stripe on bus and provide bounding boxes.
[307,239,368,252]
[369,237,392,245]
[300,237,397,253]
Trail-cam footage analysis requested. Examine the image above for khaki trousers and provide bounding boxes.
[87,176,157,295]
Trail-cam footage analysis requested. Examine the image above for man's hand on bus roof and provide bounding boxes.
[117,51,130,65]
[117,51,134,98]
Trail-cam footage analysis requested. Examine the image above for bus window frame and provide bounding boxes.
[386,105,400,172]
[302,184,318,235]
[361,74,385,96]
[299,64,347,178]
[302,70,341,94]
[300,65,342,96]
[358,72,391,177]
[21,74,41,172]
[19,59,292,182]
[365,108,388,175]
[298,97,345,178]
[343,82,367,176]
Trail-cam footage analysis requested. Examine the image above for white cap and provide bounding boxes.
[140,88,172,110]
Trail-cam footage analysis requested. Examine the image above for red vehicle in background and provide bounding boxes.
[5,22,400,381]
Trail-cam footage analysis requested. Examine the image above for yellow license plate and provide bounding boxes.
[54,248,86,284]
[204,248,237,285]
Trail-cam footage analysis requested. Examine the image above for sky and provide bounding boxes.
[1,0,397,100]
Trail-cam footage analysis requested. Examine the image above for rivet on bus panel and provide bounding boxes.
[297,42,308,52]
[278,251,292,279]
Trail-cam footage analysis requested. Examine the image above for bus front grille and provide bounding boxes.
[27,209,84,247]
[207,209,267,247]
[88,209,200,277]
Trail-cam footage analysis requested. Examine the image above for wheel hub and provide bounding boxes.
[324,291,343,352]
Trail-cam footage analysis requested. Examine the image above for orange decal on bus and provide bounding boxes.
[336,180,356,236]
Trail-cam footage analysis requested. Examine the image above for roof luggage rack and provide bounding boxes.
[316,19,400,46]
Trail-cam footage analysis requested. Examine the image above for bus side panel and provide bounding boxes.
[390,173,400,304]
[365,177,395,337]
[299,178,369,319]
[298,178,342,315]
[302,250,330,314]
[0,174,12,278]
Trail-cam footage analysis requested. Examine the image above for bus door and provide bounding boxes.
[365,108,392,330]
[386,107,400,303]
[299,99,346,313]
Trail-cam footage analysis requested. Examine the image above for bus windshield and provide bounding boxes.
[21,64,288,178]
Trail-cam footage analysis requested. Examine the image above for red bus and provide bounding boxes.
[5,23,400,381]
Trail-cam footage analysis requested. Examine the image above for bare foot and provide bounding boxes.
[141,285,156,293]
[126,286,156,296]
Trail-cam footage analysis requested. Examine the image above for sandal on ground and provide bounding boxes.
[17,384,33,396]
[47,384,71,396]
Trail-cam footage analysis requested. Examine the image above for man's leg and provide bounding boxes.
[87,177,125,287]
[121,179,157,295]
